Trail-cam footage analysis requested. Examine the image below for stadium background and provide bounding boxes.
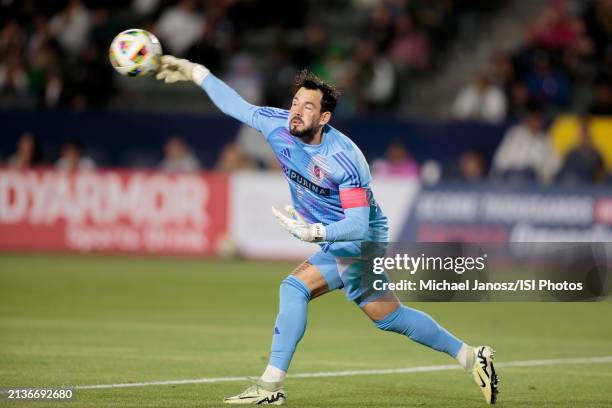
[1,1,611,407]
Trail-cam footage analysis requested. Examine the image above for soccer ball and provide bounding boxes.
[109,29,162,77]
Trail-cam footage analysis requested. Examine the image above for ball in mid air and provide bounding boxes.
[109,29,162,77]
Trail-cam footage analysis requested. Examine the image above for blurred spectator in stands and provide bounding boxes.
[420,160,442,185]
[25,16,63,109]
[56,139,95,171]
[583,0,612,61]
[0,50,28,98]
[226,53,263,105]
[459,150,486,183]
[491,103,560,184]
[528,0,577,51]
[43,66,64,109]
[410,0,455,54]
[490,51,516,94]
[155,0,204,56]
[507,82,531,120]
[525,52,570,108]
[445,149,486,183]
[64,45,112,109]
[589,79,612,115]
[365,4,395,53]
[372,140,419,177]
[27,16,52,63]
[389,14,430,72]
[215,142,255,173]
[49,0,92,58]
[89,7,119,53]
[186,24,223,73]
[159,136,201,173]
[561,16,596,76]
[263,43,298,108]
[0,19,25,56]
[452,72,507,124]
[7,132,45,169]
[132,0,161,18]
[0,20,26,97]
[293,22,328,71]
[352,40,397,112]
[557,117,605,184]
[318,43,352,86]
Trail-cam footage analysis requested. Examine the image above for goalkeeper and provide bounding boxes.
[156,56,499,405]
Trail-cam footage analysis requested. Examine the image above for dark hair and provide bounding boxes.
[19,131,46,166]
[293,69,341,113]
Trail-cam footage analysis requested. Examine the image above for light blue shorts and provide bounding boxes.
[307,241,388,307]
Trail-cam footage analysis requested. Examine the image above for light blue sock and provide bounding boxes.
[268,275,310,372]
[374,305,463,357]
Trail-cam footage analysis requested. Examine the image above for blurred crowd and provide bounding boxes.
[5,107,610,186]
[372,107,610,186]
[1,0,611,186]
[0,0,490,112]
[452,0,612,123]
[446,0,612,186]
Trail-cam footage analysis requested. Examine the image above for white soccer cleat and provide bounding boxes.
[223,381,286,405]
[471,346,499,404]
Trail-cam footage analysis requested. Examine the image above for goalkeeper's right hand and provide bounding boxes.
[156,55,210,86]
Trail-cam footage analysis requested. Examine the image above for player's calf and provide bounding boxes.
[369,304,463,357]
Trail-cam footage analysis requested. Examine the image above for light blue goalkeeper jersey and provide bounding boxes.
[201,74,389,243]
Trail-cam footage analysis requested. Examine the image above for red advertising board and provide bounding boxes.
[0,169,228,255]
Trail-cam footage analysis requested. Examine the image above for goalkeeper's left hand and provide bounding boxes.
[155,55,210,85]
[272,205,326,243]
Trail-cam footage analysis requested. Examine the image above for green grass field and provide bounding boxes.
[0,253,611,407]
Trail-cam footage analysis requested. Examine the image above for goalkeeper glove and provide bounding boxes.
[155,55,210,85]
[272,205,326,243]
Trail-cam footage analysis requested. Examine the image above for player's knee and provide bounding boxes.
[279,275,311,302]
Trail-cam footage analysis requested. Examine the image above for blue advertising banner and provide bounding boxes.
[399,183,612,243]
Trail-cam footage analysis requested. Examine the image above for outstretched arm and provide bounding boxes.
[156,55,259,129]
[201,74,258,126]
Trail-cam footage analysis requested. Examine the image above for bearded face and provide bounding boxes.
[289,87,329,143]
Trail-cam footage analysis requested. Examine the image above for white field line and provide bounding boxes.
[71,355,612,390]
